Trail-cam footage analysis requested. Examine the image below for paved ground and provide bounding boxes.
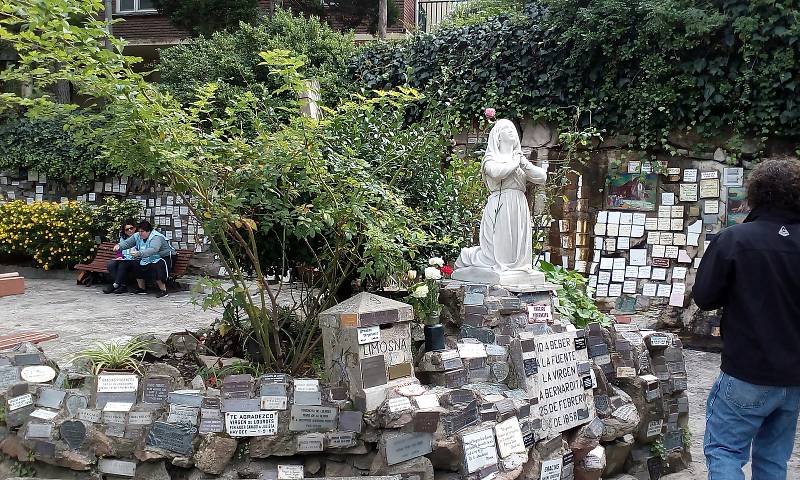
[0,278,220,364]
[671,349,800,479]
[1,279,798,477]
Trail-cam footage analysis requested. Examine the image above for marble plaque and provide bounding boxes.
[495,417,526,458]
[297,432,324,452]
[8,393,33,411]
[35,440,56,457]
[78,408,101,423]
[168,390,204,407]
[277,465,304,480]
[412,411,440,433]
[98,458,137,477]
[261,395,288,410]
[97,374,138,393]
[0,365,19,388]
[129,411,154,425]
[442,400,479,435]
[327,431,357,448]
[199,417,224,434]
[384,432,433,466]
[60,420,87,449]
[26,422,53,439]
[225,411,278,437]
[65,394,88,416]
[289,405,338,432]
[261,384,287,397]
[13,353,41,366]
[142,378,170,403]
[146,421,197,455]
[361,355,388,390]
[221,398,260,413]
[338,410,363,433]
[20,365,56,383]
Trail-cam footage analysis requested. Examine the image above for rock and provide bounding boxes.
[519,445,543,480]
[139,334,170,359]
[567,417,603,461]
[190,375,206,391]
[171,456,194,468]
[350,450,377,470]
[144,363,185,390]
[370,453,434,480]
[429,438,460,471]
[194,434,237,475]
[0,433,28,461]
[574,445,605,480]
[249,434,297,457]
[602,434,635,476]
[133,461,170,480]
[325,460,361,476]
[166,333,201,354]
[304,455,322,475]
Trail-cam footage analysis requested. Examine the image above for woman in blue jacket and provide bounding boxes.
[114,220,176,298]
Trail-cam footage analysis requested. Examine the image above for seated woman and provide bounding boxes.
[103,219,139,294]
[114,220,177,298]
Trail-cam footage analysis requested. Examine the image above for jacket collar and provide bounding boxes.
[744,206,800,224]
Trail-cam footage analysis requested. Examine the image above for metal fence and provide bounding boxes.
[417,0,463,33]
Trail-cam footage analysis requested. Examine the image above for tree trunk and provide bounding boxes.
[378,0,387,39]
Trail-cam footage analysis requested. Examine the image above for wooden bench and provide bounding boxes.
[0,331,58,350]
[75,242,194,288]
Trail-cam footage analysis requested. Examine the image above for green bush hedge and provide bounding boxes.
[349,0,800,149]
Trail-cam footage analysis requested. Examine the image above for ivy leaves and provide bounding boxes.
[349,0,800,149]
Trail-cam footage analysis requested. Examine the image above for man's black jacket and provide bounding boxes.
[693,206,800,386]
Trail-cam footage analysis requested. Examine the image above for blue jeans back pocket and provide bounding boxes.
[724,374,771,409]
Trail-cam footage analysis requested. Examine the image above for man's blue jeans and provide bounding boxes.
[705,372,800,479]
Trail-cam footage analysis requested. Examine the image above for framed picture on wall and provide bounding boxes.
[605,173,658,211]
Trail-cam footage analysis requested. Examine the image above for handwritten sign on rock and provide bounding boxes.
[225,411,278,437]
[535,332,592,434]
[357,326,381,345]
[97,374,138,393]
[495,416,527,458]
[296,433,324,452]
[462,428,498,473]
[289,405,338,432]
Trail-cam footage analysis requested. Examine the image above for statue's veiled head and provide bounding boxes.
[489,119,521,158]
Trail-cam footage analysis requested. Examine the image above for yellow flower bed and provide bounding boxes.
[0,201,95,269]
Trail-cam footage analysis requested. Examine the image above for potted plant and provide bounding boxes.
[405,257,450,352]
[71,337,153,375]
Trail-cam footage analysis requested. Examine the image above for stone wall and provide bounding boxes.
[0,288,690,480]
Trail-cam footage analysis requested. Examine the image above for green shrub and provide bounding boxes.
[0,113,109,184]
[157,9,357,109]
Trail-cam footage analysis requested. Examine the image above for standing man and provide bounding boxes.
[694,159,800,479]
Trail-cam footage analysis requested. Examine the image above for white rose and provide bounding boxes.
[412,284,429,298]
[424,266,442,280]
[429,257,444,267]
[407,270,417,280]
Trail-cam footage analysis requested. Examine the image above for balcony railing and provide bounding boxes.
[417,0,464,33]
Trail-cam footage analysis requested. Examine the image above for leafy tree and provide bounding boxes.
[157,9,356,111]
[0,0,450,374]
[152,0,260,36]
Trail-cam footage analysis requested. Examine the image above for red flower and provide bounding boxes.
[440,265,454,277]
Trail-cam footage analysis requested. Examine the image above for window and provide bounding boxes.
[118,0,156,13]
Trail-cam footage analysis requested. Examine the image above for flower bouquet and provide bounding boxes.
[405,257,450,351]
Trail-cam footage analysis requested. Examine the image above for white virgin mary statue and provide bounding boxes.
[452,119,548,286]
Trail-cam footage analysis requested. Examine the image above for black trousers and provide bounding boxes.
[107,259,138,286]
[135,255,175,283]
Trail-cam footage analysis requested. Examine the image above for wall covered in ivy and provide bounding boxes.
[349,0,800,153]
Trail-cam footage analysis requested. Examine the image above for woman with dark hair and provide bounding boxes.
[103,218,139,294]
